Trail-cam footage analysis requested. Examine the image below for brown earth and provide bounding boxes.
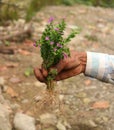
[0,4,114,130]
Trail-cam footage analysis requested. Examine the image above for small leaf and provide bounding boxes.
[83,98,91,104]
[5,41,10,46]
[24,67,33,77]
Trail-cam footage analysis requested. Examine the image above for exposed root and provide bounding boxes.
[23,89,63,115]
[35,90,60,111]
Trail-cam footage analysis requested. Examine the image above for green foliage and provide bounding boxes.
[35,18,80,88]
[0,0,114,24]
[26,0,61,22]
[25,0,114,22]
[47,69,58,81]
[26,0,40,22]
[36,18,80,70]
[62,0,75,6]
[84,34,98,42]
[74,0,93,5]
[92,0,114,7]
[35,18,80,90]
[4,41,11,46]
[63,0,114,7]
[24,67,33,77]
[0,2,18,24]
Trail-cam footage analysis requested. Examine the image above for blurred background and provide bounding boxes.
[0,0,114,24]
[0,1,114,130]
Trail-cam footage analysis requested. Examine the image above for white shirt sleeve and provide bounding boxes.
[85,52,114,84]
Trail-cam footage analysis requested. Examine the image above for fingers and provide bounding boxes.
[54,51,80,72]
[55,65,83,81]
[34,67,46,82]
[54,57,80,75]
[54,59,66,74]
[64,57,80,70]
[41,65,48,77]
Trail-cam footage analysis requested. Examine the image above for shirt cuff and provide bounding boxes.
[85,52,110,82]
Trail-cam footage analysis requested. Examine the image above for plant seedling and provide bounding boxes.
[34,17,80,92]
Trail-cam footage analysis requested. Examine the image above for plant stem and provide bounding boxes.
[47,80,54,92]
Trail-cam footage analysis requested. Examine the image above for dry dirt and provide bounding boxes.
[0,4,114,130]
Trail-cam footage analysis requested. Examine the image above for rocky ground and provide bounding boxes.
[0,4,114,130]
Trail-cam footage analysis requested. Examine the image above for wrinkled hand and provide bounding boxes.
[34,51,87,83]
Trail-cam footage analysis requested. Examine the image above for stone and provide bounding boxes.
[11,103,20,111]
[21,99,29,104]
[42,126,56,130]
[34,95,42,102]
[9,77,22,83]
[0,95,6,104]
[0,103,12,130]
[56,121,66,130]
[0,88,1,94]
[76,92,87,98]
[88,120,97,127]
[63,120,71,129]
[67,25,79,29]
[59,94,64,101]
[2,85,8,93]
[39,113,57,125]
[0,77,5,86]
[0,77,6,93]
[14,112,36,130]
[34,81,45,88]
[102,116,109,122]
[0,85,8,93]
[83,98,91,104]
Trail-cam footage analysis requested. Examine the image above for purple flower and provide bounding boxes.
[50,41,54,45]
[33,42,41,48]
[57,43,62,48]
[48,17,54,23]
[63,53,68,59]
[62,16,66,20]
[38,44,41,48]
[54,48,57,52]
[45,37,49,41]
[33,43,37,47]
[55,28,59,31]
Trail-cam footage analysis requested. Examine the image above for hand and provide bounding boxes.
[34,51,87,82]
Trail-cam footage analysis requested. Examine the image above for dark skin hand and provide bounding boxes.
[34,51,87,83]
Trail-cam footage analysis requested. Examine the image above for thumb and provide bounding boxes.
[34,67,45,82]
